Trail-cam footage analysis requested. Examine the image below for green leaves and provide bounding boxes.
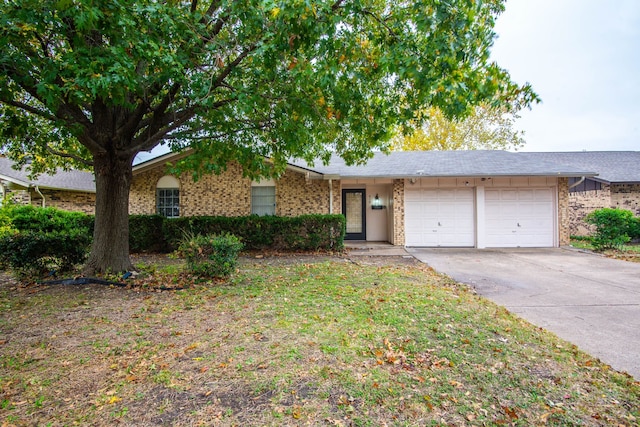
[1,0,537,171]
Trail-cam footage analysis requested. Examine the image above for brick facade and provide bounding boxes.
[569,183,640,236]
[392,179,405,245]
[5,188,95,214]
[568,185,610,236]
[611,184,640,216]
[275,170,329,216]
[130,162,330,217]
[557,178,570,245]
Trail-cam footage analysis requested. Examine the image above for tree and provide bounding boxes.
[393,104,527,151]
[0,0,537,274]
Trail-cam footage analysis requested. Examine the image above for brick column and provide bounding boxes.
[558,178,570,246]
[393,179,405,246]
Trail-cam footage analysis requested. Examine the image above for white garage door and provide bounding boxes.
[485,188,555,247]
[405,188,475,247]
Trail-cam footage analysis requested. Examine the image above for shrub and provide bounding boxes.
[0,230,91,280]
[0,207,16,238]
[178,233,244,278]
[163,214,345,252]
[1,204,92,234]
[629,216,640,241]
[584,208,636,250]
[129,215,165,252]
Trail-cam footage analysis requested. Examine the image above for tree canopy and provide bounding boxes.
[393,104,527,151]
[0,0,538,273]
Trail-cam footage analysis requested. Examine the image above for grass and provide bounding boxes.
[570,238,640,263]
[0,256,638,426]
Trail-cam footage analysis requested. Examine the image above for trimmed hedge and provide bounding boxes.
[2,204,92,234]
[0,204,345,256]
[163,214,345,251]
[0,231,91,279]
[129,214,166,253]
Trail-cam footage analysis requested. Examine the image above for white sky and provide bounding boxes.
[490,0,640,152]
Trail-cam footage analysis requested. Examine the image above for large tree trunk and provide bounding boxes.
[83,152,135,275]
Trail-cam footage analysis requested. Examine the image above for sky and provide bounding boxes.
[490,0,640,152]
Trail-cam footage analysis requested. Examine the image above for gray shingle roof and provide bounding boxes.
[0,157,96,192]
[518,152,640,184]
[291,150,597,178]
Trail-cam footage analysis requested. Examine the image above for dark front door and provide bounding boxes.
[342,189,366,240]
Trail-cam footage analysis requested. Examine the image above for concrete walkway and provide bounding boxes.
[406,247,640,379]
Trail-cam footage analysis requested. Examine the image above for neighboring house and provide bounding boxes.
[521,152,640,236]
[0,156,96,214]
[131,150,596,248]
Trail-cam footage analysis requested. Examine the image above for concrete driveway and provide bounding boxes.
[406,247,640,379]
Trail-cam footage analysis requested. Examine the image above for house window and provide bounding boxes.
[156,176,180,218]
[251,179,276,216]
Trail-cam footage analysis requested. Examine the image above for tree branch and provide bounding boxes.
[211,44,258,89]
[46,146,94,167]
[2,99,57,121]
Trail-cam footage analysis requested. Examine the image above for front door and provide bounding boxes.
[342,189,366,240]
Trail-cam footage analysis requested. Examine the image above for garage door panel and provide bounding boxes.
[405,188,475,247]
[484,188,554,248]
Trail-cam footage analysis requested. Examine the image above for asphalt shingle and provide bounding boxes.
[292,150,597,178]
[518,152,640,184]
[0,157,96,192]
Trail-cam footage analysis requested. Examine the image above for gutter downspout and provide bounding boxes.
[328,179,333,214]
[569,176,586,190]
[34,185,46,208]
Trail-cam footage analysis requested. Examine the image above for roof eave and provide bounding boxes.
[329,172,598,180]
[133,150,325,178]
[0,174,31,189]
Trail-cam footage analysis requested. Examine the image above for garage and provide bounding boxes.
[405,188,475,247]
[484,188,555,247]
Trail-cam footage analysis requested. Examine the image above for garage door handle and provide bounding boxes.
[438,222,441,226]
[517,223,521,227]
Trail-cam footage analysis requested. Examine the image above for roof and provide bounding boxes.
[4,150,598,191]
[290,150,597,179]
[0,157,96,193]
[518,152,640,184]
[132,148,324,178]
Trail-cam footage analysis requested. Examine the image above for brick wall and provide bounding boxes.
[130,162,330,217]
[4,188,95,214]
[611,184,640,216]
[331,180,341,215]
[38,190,95,214]
[557,178,570,245]
[6,189,31,205]
[392,179,405,245]
[275,170,329,216]
[568,184,611,236]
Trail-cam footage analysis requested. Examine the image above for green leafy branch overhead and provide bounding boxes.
[1,0,537,177]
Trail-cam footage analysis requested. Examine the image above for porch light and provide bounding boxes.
[371,194,385,210]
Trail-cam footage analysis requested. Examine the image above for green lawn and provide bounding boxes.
[570,239,640,263]
[0,257,638,426]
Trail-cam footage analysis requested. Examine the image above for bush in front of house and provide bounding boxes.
[163,214,345,252]
[0,230,91,280]
[178,233,244,278]
[0,204,92,277]
[584,208,637,250]
[3,204,93,234]
[129,214,166,252]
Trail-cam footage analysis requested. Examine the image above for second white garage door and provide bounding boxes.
[484,188,555,247]
[405,188,475,247]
